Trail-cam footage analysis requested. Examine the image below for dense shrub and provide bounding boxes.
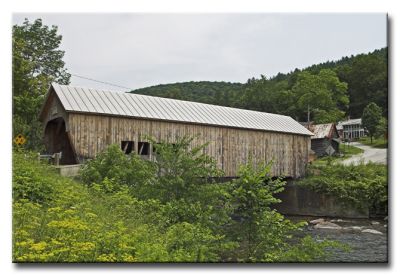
[13,137,346,262]
[143,136,224,202]
[13,151,55,203]
[80,144,156,191]
[298,162,387,213]
[226,161,332,262]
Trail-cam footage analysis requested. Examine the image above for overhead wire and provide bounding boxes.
[70,73,133,91]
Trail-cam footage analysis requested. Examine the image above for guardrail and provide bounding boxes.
[37,152,62,166]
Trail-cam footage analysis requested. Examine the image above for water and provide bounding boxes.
[287,216,388,263]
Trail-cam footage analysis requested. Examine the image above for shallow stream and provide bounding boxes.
[287,216,388,263]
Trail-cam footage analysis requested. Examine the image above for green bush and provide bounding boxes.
[227,161,339,262]
[144,136,224,202]
[271,235,349,262]
[13,151,54,203]
[13,138,346,263]
[299,163,387,213]
[80,144,156,190]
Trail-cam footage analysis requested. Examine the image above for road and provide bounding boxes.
[340,142,387,165]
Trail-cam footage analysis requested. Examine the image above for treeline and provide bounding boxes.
[132,81,244,107]
[131,47,388,123]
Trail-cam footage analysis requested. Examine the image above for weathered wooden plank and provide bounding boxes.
[66,113,310,178]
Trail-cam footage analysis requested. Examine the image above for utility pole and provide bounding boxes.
[307,104,310,126]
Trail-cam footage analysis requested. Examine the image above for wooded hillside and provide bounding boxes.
[132,81,244,107]
[130,48,387,122]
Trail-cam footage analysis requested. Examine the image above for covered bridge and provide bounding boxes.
[39,83,313,178]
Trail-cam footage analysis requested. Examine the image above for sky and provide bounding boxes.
[12,13,387,91]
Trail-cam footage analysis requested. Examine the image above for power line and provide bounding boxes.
[20,56,135,91]
[70,73,133,91]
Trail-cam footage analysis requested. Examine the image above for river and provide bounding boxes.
[288,216,388,263]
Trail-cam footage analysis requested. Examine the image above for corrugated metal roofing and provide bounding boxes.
[50,83,313,136]
[309,123,336,139]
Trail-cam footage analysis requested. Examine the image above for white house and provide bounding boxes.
[337,118,365,140]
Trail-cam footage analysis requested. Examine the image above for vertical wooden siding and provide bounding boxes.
[68,113,309,178]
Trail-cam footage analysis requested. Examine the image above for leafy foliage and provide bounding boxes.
[13,18,70,150]
[80,144,156,192]
[13,151,55,203]
[298,163,387,213]
[271,235,349,262]
[227,162,315,262]
[144,136,223,202]
[13,138,344,263]
[131,48,387,123]
[291,69,348,123]
[337,49,388,118]
[132,81,244,107]
[362,102,385,143]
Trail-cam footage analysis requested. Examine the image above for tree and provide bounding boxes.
[362,102,384,143]
[226,160,344,262]
[229,161,289,261]
[13,18,70,150]
[338,50,388,118]
[291,69,349,123]
[130,48,387,124]
[144,136,222,202]
[375,117,388,140]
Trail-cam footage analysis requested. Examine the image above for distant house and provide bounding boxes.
[308,123,340,157]
[337,118,365,140]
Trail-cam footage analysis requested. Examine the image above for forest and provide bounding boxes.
[132,47,388,123]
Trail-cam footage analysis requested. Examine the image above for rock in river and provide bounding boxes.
[331,219,344,223]
[309,218,325,225]
[343,226,363,231]
[314,221,342,230]
[361,229,383,235]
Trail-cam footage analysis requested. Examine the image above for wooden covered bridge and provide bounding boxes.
[39,83,313,178]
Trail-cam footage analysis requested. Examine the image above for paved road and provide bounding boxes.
[340,142,387,165]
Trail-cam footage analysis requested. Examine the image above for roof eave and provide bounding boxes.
[38,83,56,122]
[64,109,314,137]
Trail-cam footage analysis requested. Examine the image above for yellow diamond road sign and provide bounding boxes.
[14,134,26,146]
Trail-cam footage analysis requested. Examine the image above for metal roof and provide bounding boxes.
[50,83,313,136]
[308,123,337,139]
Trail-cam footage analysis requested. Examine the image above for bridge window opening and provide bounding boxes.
[121,141,134,154]
[138,142,150,155]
